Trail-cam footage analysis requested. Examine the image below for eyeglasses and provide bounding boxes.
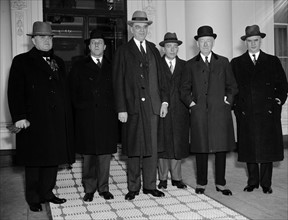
[133,25,148,31]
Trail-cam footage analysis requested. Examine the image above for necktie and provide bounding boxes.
[169,61,174,74]
[205,56,209,67]
[140,41,146,57]
[96,58,101,68]
[252,54,257,65]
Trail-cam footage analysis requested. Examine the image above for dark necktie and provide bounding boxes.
[252,54,257,65]
[205,56,209,67]
[140,41,146,57]
[169,61,174,74]
[96,58,101,68]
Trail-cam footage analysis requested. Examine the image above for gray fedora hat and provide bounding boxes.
[241,25,266,41]
[194,25,217,40]
[159,32,182,47]
[127,10,153,26]
[27,21,54,36]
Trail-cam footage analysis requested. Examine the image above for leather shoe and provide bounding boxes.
[195,188,205,194]
[99,191,114,200]
[44,196,66,204]
[125,191,139,200]
[29,203,42,212]
[158,180,167,189]
[243,185,259,192]
[172,180,187,189]
[143,188,165,197]
[216,186,232,196]
[262,187,273,194]
[83,193,94,202]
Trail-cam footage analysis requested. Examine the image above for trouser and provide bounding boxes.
[158,158,182,181]
[196,152,226,186]
[25,166,58,205]
[82,154,112,193]
[246,162,273,188]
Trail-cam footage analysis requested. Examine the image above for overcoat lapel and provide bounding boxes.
[29,48,55,77]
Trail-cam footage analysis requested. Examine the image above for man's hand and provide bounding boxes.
[160,103,168,118]
[224,96,230,105]
[118,112,128,123]
[15,119,30,129]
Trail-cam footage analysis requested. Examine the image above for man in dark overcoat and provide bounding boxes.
[231,25,288,194]
[157,32,189,190]
[180,26,238,196]
[7,21,75,212]
[69,30,118,202]
[112,11,169,200]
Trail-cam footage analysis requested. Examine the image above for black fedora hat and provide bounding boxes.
[194,25,217,40]
[84,29,106,44]
[27,21,54,36]
[159,32,182,47]
[127,10,153,26]
[241,25,266,41]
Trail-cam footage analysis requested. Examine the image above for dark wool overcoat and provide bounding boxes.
[112,39,169,157]
[69,56,118,155]
[7,47,75,166]
[158,56,190,159]
[231,50,288,163]
[180,52,238,153]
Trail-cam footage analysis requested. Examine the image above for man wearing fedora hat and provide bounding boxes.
[180,25,238,196]
[7,21,75,211]
[69,29,118,202]
[157,32,189,190]
[231,25,288,194]
[112,10,169,200]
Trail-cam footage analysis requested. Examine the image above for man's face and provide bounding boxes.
[245,36,261,54]
[197,36,214,56]
[131,23,148,42]
[89,38,106,58]
[32,35,53,51]
[163,42,179,60]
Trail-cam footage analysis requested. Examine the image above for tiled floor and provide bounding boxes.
[0,138,287,220]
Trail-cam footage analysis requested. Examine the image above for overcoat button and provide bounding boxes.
[268,110,272,114]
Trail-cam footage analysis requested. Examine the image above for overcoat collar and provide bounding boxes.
[195,51,219,62]
[127,38,156,62]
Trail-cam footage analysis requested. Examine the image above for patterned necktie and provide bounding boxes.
[252,54,257,65]
[169,61,174,74]
[96,58,101,68]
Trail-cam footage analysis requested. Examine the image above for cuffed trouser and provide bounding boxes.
[158,158,182,181]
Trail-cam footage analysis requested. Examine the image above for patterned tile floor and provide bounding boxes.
[50,150,248,220]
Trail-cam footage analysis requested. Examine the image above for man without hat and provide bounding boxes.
[157,32,189,190]
[112,10,169,200]
[7,21,75,211]
[231,25,288,194]
[69,29,118,202]
[180,25,238,195]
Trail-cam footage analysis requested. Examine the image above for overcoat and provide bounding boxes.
[69,56,118,155]
[7,47,75,166]
[112,39,169,157]
[158,56,190,159]
[231,50,288,163]
[180,52,238,153]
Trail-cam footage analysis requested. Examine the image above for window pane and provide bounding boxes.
[274,0,288,23]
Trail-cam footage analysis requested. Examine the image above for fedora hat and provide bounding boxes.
[194,25,217,40]
[84,29,106,44]
[127,10,152,26]
[159,32,182,47]
[27,21,54,36]
[241,25,266,41]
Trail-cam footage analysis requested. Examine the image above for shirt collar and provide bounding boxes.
[165,57,176,66]
[133,38,146,52]
[249,51,260,61]
[200,52,212,62]
[91,55,103,64]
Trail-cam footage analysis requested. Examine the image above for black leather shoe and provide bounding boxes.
[216,186,232,196]
[158,180,167,189]
[125,191,139,200]
[99,191,114,200]
[243,185,259,192]
[143,189,165,197]
[45,196,66,204]
[29,203,42,212]
[172,180,187,189]
[83,193,94,202]
[195,188,205,194]
[262,187,273,194]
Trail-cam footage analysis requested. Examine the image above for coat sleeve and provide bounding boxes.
[224,58,238,105]
[112,46,127,113]
[273,56,288,105]
[179,62,194,108]
[7,55,28,123]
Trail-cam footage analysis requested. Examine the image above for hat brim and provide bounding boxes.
[159,40,182,47]
[241,33,266,41]
[127,20,153,26]
[194,33,217,40]
[26,33,54,36]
